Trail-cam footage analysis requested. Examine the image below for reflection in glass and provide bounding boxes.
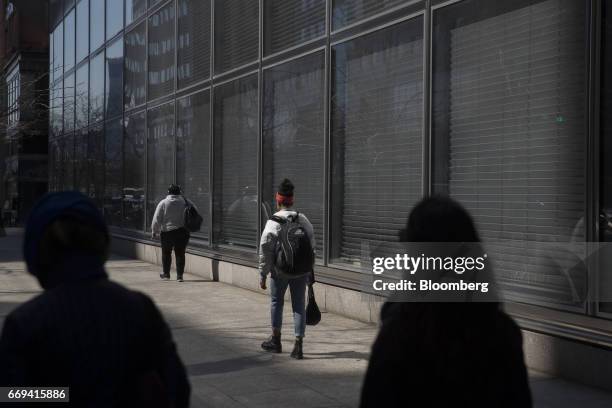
[63,72,75,132]
[147,103,175,230]
[52,23,64,83]
[105,119,123,226]
[75,62,89,129]
[126,0,147,25]
[76,0,89,62]
[106,0,124,40]
[262,52,325,256]
[177,0,210,88]
[89,51,105,123]
[213,75,259,248]
[106,38,124,118]
[88,124,105,209]
[214,0,258,74]
[331,19,424,266]
[74,130,89,195]
[177,90,210,238]
[64,10,76,72]
[264,0,325,56]
[65,0,76,13]
[124,111,146,230]
[62,134,75,191]
[90,0,105,52]
[332,0,407,30]
[599,2,612,312]
[51,81,63,137]
[125,22,146,108]
[148,4,175,100]
[432,0,587,307]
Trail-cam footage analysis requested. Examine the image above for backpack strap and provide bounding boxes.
[270,215,286,224]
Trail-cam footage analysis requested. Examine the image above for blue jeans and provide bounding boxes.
[270,275,308,337]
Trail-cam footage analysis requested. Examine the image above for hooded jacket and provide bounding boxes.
[0,192,191,407]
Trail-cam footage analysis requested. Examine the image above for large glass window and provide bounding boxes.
[264,0,325,56]
[75,62,89,129]
[148,3,175,100]
[432,0,587,307]
[106,38,124,118]
[213,74,259,249]
[88,124,105,208]
[214,0,258,74]
[62,134,75,191]
[64,9,76,73]
[332,0,407,30]
[63,72,75,133]
[263,52,325,256]
[76,0,89,62]
[147,103,175,229]
[74,129,89,194]
[51,81,63,137]
[52,23,63,83]
[331,19,424,267]
[125,22,147,108]
[107,0,124,40]
[124,111,146,230]
[105,118,123,225]
[90,0,106,52]
[177,0,210,89]
[89,51,105,123]
[126,0,147,25]
[599,1,612,312]
[177,90,210,238]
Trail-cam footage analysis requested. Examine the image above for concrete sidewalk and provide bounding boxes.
[1,229,612,407]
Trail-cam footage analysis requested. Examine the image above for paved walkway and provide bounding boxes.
[2,229,612,407]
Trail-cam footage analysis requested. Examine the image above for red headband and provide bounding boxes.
[275,192,294,207]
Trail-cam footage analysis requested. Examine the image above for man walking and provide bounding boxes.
[259,179,315,359]
[151,184,194,282]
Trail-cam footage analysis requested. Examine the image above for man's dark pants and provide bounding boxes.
[160,228,190,278]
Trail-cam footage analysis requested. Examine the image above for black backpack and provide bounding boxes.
[183,198,203,232]
[271,212,314,279]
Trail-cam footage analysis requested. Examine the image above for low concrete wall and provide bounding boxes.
[111,235,612,392]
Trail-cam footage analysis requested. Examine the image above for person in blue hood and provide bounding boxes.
[0,192,190,407]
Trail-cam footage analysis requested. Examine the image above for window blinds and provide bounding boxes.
[445,0,586,305]
[331,20,424,266]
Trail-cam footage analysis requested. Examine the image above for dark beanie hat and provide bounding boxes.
[24,192,108,280]
[278,179,294,197]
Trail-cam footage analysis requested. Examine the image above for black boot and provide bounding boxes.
[290,338,303,360]
[261,334,282,353]
[160,273,170,280]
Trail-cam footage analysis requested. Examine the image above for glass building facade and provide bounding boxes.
[49,1,610,320]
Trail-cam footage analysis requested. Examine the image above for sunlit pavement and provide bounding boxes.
[2,229,612,407]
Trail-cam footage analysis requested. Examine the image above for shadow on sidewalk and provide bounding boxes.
[187,355,275,377]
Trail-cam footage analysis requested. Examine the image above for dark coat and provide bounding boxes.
[0,276,190,408]
[360,302,532,408]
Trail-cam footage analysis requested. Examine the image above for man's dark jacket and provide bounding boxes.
[0,192,190,407]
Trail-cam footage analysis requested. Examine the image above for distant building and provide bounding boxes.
[1,0,49,226]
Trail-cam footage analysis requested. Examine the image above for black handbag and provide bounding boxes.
[305,284,321,326]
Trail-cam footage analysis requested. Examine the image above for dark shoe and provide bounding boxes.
[261,335,282,353]
[290,338,303,360]
[160,273,170,280]
[177,276,184,282]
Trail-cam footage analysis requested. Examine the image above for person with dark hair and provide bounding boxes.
[360,195,532,408]
[259,179,316,359]
[151,184,196,282]
[0,191,190,407]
